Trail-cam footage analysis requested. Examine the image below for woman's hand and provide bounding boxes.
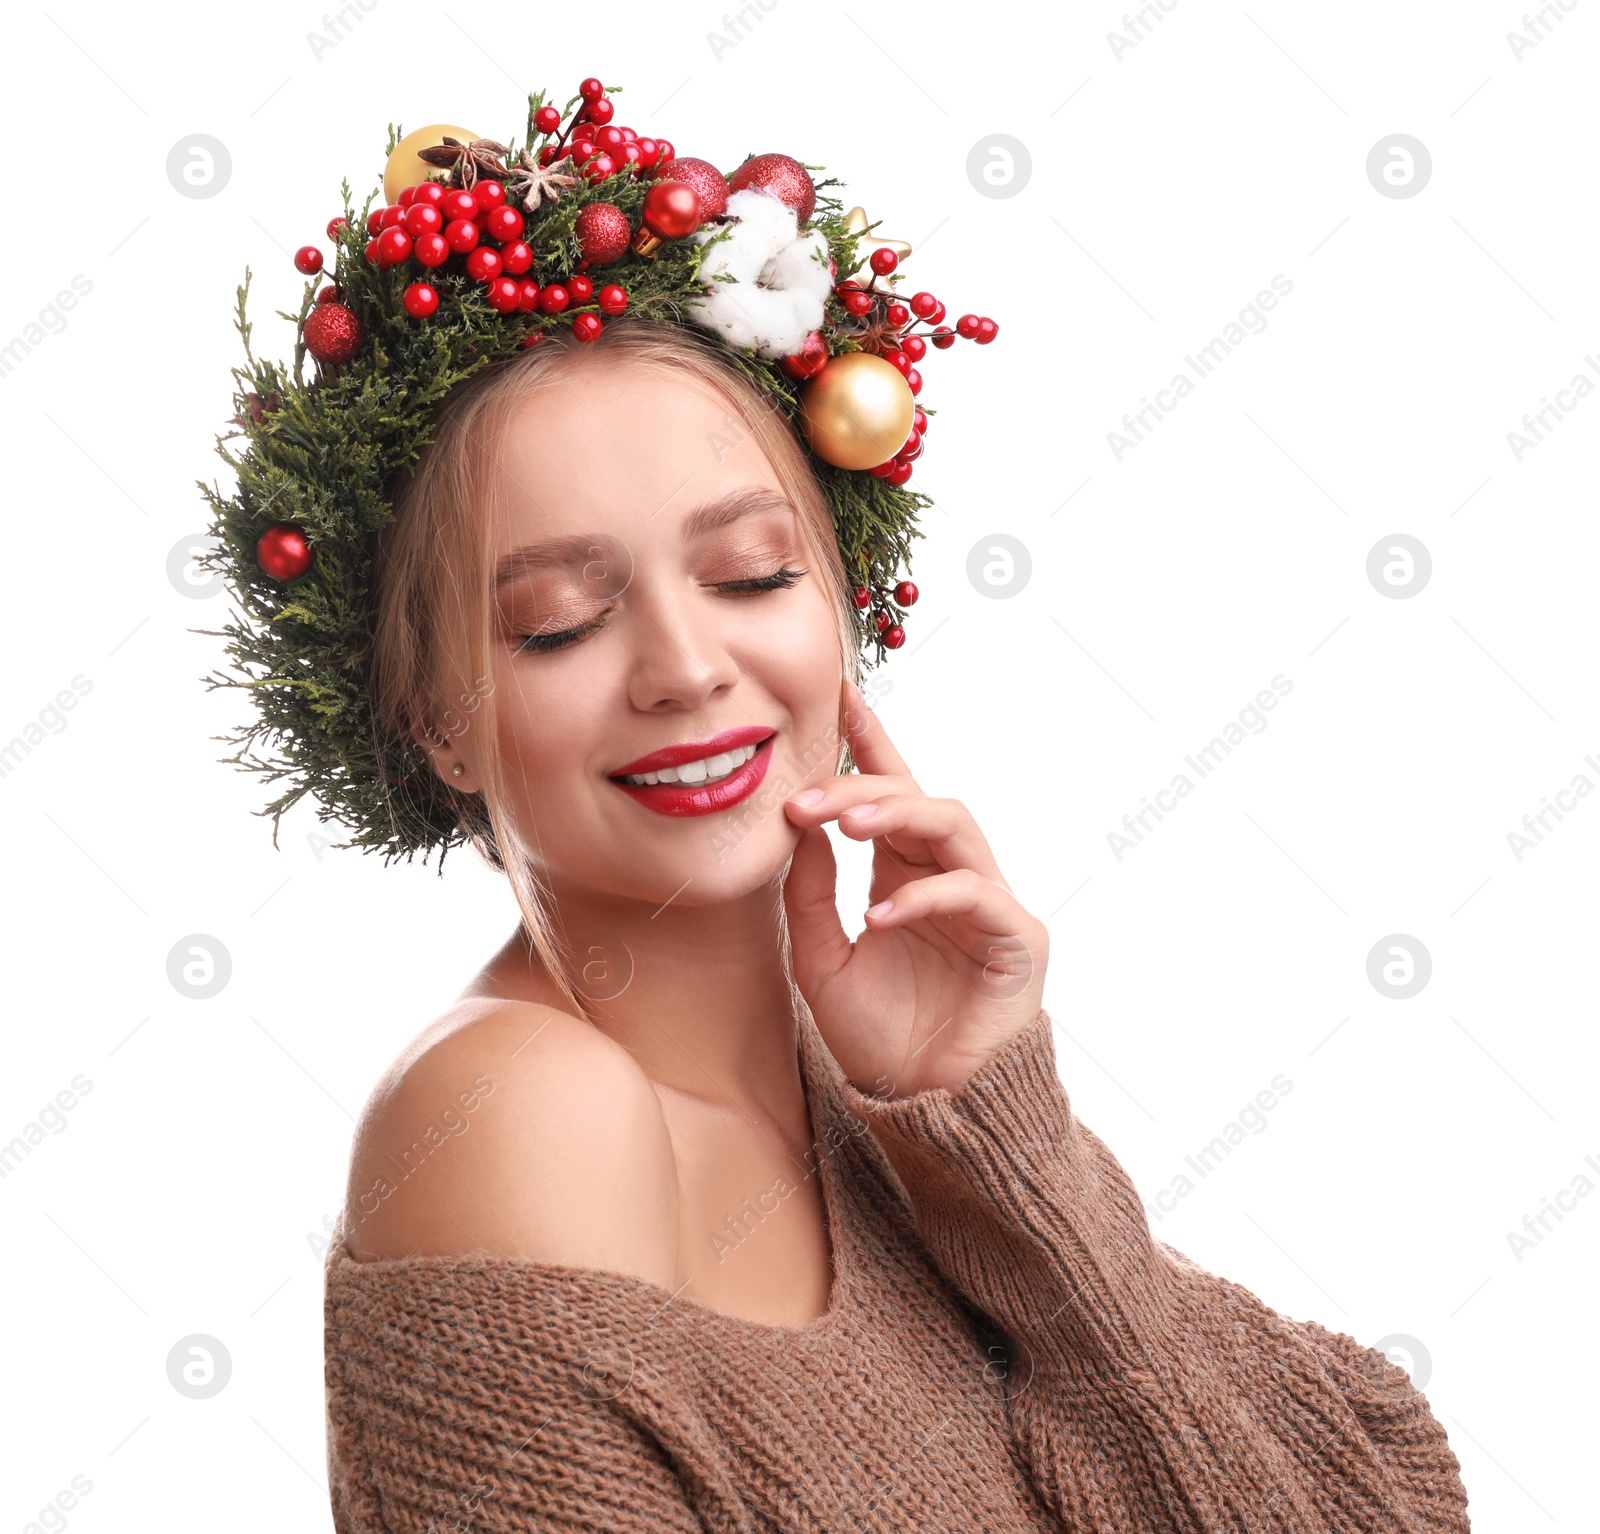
[781,678,1049,1100]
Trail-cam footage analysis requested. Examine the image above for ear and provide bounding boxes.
[410,712,480,794]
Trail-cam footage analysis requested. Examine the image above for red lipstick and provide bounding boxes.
[608,725,777,819]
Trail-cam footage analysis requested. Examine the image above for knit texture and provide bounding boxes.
[324,1003,1472,1532]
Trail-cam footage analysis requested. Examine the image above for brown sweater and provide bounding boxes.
[324,1003,1472,1531]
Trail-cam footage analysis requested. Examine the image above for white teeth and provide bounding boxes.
[620,742,758,787]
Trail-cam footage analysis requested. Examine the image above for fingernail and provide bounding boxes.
[865,899,894,918]
[844,802,877,820]
[791,787,824,807]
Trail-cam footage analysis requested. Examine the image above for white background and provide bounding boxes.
[2,1,1596,1529]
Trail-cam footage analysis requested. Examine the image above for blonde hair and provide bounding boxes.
[372,317,861,1018]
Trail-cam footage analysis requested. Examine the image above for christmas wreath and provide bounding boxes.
[195,75,998,864]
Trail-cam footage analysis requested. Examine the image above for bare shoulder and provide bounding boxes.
[341,999,680,1289]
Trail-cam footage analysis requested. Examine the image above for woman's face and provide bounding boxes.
[438,355,845,906]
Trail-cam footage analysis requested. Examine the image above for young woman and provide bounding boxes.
[321,320,1471,1531]
[199,83,1471,1532]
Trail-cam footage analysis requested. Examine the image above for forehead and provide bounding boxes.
[489,358,787,548]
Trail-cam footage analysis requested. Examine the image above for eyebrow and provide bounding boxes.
[494,486,797,589]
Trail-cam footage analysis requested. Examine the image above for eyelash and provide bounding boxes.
[516,566,808,654]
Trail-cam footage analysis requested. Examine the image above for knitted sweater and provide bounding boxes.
[324,1003,1472,1532]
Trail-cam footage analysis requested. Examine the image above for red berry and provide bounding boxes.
[843,290,872,318]
[868,461,896,479]
[636,137,662,169]
[882,624,906,650]
[585,96,615,125]
[597,284,628,315]
[583,152,617,184]
[887,460,914,486]
[852,586,872,609]
[472,180,506,214]
[380,205,407,229]
[912,407,928,434]
[956,314,981,340]
[398,187,417,207]
[441,189,477,222]
[616,143,643,173]
[594,125,626,152]
[500,239,534,275]
[905,368,923,396]
[444,218,480,254]
[465,246,503,282]
[571,138,596,164]
[518,333,544,349]
[516,280,541,313]
[778,332,829,380]
[486,205,524,242]
[486,277,521,313]
[886,303,909,327]
[882,349,911,376]
[316,284,340,304]
[617,125,637,143]
[893,581,918,607]
[874,609,892,633]
[975,317,998,344]
[403,282,439,318]
[653,139,675,167]
[899,431,923,461]
[413,183,446,207]
[538,146,557,167]
[294,245,323,275]
[568,274,595,302]
[572,313,604,343]
[404,203,443,238]
[364,236,380,264]
[931,327,956,350]
[413,232,449,267]
[909,292,937,319]
[376,226,412,265]
[365,209,384,235]
[901,334,926,361]
[539,284,570,314]
[325,216,348,240]
[870,248,899,277]
[257,524,313,582]
[928,300,946,324]
[534,105,562,135]
[579,76,605,103]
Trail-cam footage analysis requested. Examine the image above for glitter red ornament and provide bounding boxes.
[656,157,728,221]
[302,302,364,365]
[575,202,631,266]
[257,524,313,583]
[727,153,816,224]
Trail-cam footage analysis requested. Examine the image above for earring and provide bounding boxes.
[452,764,464,778]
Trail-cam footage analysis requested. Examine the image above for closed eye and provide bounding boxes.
[713,565,807,595]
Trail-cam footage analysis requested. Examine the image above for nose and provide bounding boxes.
[622,574,742,713]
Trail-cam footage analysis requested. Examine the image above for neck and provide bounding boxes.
[469,869,806,1124]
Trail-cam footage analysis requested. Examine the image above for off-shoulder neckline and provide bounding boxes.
[327,993,855,1340]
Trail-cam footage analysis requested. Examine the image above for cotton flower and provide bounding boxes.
[686,189,832,359]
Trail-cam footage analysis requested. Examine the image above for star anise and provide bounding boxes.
[842,314,904,356]
[231,390,280,429]
[506,148,580,212]
[415,136,511,189]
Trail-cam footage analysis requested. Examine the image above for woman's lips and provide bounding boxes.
[609,733,777,818]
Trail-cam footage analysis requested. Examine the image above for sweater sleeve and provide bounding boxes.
[833,1009,1472,1533]
[325,1253,752,1534]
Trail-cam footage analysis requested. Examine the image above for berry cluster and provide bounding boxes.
[852,578,919,651]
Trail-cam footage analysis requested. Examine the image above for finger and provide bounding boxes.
[782,771,921,826]
[781,824,853,998]
[841,678,913,781]
[863,866,1033,941]
[836,794,1007,883]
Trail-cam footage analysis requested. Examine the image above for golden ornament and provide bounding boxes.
[842,205,912,282]
[383,124,480,204]
[799,353,917,471]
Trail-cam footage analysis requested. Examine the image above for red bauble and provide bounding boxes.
[640,182,701,241]
[402,283,439,319]
[727,153,816,225]
[572,313,604,343]
[575,202,631,265]
[294,245,323,275]
[597,284,629,315]
[778,332,829,380]
[303,302,364,365]
[893,581,918,607]
[882,624,907,650]
[257,524,313,583]
[656,157,727,221]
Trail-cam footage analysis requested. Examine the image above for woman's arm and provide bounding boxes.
[833,1008,1472,1533]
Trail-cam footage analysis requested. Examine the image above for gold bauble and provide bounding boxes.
[383,124,479,205]
[799,353,917,471]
